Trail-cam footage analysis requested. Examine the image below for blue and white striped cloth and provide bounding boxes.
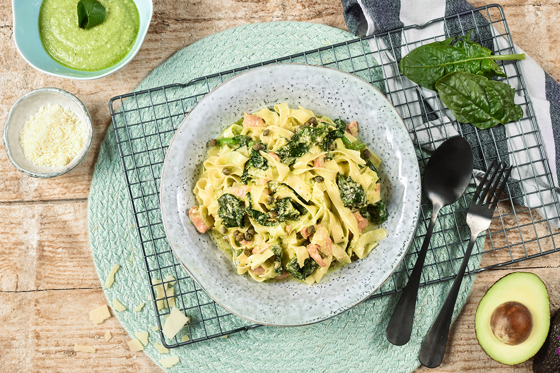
[341,0,560,228]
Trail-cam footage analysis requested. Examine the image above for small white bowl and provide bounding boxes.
[3,87,93,178]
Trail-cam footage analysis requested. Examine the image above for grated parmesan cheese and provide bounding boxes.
[127,339,144,352]
[89,305,111,324]
[20,104,86,167]
[104,331,112,341]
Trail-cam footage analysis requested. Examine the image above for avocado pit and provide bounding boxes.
[490,301,533,345]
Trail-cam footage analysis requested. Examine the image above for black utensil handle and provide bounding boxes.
[386,205,441,346]
[418,235,477,368]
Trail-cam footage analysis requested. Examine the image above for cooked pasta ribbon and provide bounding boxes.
[191,104,388,284]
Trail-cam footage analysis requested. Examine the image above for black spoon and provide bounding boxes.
[386,136,473,346]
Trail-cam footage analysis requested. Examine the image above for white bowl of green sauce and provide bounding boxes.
[12,0,152,80]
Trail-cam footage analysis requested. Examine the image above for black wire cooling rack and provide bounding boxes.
[109,4,560,348]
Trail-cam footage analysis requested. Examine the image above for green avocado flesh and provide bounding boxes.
[39,0,140,71]
[475,272,550,365]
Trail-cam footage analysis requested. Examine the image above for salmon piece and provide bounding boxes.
[230,186,250,198]
[307,244,327,267]
[301,227,311,239]
[239,240,251,246]
[269,152,280,162]
[285,225,292,234]
[188,206,212,233]
[253,266,265,275]
[243,112,265,127]
[276,272,290,279]
[313,155,325,168]
[252,244,271,255]
[346,121,358,136]
[352,212,369,232]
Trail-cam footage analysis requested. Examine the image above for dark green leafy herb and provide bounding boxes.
[285,257,319,280]
[240,141,268,184]
[276,126,327,165]
[365,160,378,174]
[435,71,523,129]
[271,245,283,275]
[341,136,367,150]
[77,0,106,30]
[336,173,367,210]
[399,31,525,90]
[218,193,245,228]
[245,193,279,227]
[367,201,388,225]
[272,198,301,222]
[321,118,346,151]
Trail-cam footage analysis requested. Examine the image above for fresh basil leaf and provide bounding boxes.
[435,72,523,129]
[77,0,106,30]
[399,31,525,90]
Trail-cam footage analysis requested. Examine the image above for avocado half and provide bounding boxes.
[475,272,550,365]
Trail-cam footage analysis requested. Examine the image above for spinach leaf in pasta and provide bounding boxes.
[272,198,302,222]
[271,245,283,275]
[336,173,367,210]
[245,193,280,227]
[367,201,388,225]
[276,126,327,165]
[285,256,319,280]
[218,193,246,228]
[241,141,269,184]
[321,118,346,151]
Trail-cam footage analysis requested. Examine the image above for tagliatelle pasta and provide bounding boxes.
[189,104,388,284]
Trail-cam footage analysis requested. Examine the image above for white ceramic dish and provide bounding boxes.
[3,87,93,178]
[160,64,421,326]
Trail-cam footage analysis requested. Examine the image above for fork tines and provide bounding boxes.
[472,161,513,208]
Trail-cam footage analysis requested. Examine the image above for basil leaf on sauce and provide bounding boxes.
[435,72,523,129]
[78,0,106,30]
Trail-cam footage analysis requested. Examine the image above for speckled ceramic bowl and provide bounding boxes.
[3,87,93,178]
[160,64,421,326]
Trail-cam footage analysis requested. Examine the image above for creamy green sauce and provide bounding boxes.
[39,0,139,71]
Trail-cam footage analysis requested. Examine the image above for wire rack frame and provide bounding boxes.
[109,4,560,348]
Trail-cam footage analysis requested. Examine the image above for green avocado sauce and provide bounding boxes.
[39,0,139,71]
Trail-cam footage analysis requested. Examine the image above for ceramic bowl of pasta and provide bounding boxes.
[160,64,421,326]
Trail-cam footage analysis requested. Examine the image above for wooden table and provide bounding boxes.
[0,1,558,371]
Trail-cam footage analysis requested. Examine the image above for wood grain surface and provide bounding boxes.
[0,0,559,372]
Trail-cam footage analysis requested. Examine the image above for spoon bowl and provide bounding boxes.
[423,137,475,209]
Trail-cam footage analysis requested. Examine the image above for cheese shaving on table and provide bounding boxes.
[134,302,145,312]
[162,307,189,339]
[159,356,180,368]
[89,305,111,324]
[104,331,112,341]
[154,343,169,354]
[181,335,190,342]
[74,344,96,353]
[20,104,86,167]
[135,331,149,346]
[127,339,144,352]
[112,299,126,312]
[104,264,120,288]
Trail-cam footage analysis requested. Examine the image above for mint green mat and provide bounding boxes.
[87,22,482,372]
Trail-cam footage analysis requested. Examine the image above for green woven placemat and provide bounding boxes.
[88,21,482,372]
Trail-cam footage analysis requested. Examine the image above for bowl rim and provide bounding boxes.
[3,87,94,178]
[160,63,422,326]
[11,0,153,81]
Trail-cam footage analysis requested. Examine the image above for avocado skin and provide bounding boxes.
[533,308,560,373]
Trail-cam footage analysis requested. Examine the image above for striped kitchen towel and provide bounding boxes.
[341,0,560,228]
